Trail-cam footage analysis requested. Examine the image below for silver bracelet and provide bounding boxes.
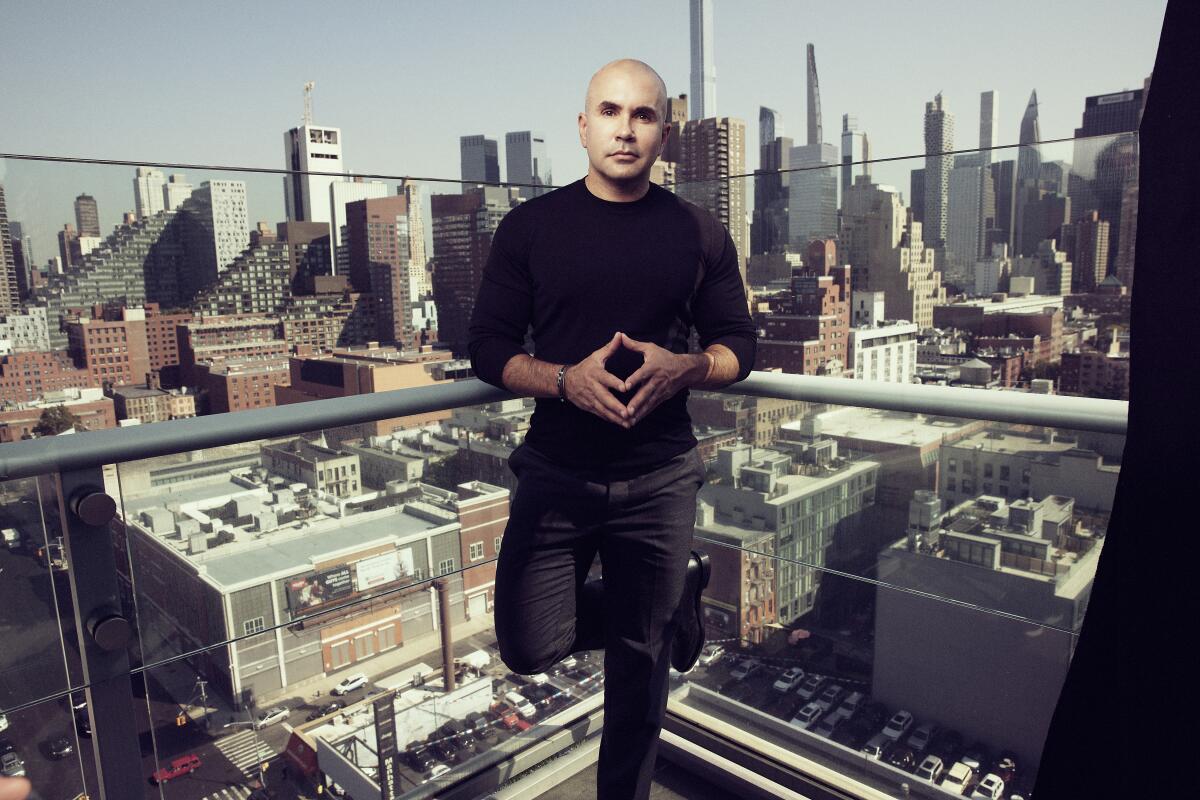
[556,364,568,402]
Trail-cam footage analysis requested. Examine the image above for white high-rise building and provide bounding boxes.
[162,174,194,212]
[283,124,345,226]
[197,181,250,274]
[398,180,430,298]
[849,322,919,383]
[329,179,389,274]
[689,0,716,119]
[133,167,166,219]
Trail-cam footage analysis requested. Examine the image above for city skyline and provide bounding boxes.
[0,1,1164,260]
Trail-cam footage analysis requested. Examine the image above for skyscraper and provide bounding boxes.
[6,220,30,301]
[133,167,166,219]
[329,179,389,275]
[689,0,716,119]
[163,174,194,212]
[1011,90,1042,255]
[979,91,999,166]
[346,194,421,348]
[1066,210,1110,293]
[459,135,501,190]
[57,223,79,271]
[74,194,101,237]
[923,93,954,247]
[806,44,823,147]
[0,183,18,314]
[947,154,995,289]
[841,114,870,199]
[505,131,552,199]
[752,107,791,255]
[678,117,749,281]
[841,178,946,327]
[282,124,345,226]
[661,94,689,165]
[430,186,520,357]
[788,46,837,251]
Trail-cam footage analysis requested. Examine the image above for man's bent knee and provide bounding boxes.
[497,639,563,676]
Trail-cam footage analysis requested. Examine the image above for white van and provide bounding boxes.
[504,690,536,719]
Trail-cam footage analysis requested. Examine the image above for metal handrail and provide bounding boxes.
[0,373,1128,481]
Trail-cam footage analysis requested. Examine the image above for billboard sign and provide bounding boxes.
[286,566,353,611]
[354,549,415,591]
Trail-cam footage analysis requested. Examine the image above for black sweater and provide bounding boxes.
[468,178,757,476]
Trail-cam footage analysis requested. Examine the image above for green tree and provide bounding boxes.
[33,405,81,437]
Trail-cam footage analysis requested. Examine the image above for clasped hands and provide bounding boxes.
[563,331,707,429]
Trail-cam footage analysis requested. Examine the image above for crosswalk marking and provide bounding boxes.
[214,729,276,780]
[200,787,252,800]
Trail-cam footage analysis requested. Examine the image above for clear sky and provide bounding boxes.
[0,0,1166,262]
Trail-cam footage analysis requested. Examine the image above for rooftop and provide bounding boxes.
[807,407,981,447]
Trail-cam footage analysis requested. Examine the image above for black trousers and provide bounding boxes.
[494,441,706,800]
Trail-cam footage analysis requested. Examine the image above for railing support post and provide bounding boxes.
[57,466,144,800]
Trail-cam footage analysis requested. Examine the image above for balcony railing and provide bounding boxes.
[0,372,1126,800]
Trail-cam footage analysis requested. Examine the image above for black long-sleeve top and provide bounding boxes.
[468,178,757,477]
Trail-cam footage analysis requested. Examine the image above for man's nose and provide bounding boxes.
[616,116,634,138]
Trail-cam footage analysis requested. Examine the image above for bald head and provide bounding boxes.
[584,59,668,119]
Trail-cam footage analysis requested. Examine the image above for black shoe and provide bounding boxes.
[671,550,711,673]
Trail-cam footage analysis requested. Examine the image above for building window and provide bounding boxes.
[354,634,374,660]
[1022,468,1031,484]
[947,479,957,493]
[983,463,994,478]
[469,542,484,561]
[438,558,456,576]
[379,626,397,651]
[1000,465,1011,481]
[948,458,957,473]
[330,641,351,669]
[494,536,502,554]
[243,617,265,636]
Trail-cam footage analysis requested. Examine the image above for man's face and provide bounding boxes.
[578,64,670,185]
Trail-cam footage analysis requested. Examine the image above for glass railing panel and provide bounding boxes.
[0,474,89,712]
[133,553,601,799]
[687,394,1121,635]
[669,550,1062,799]
[0,690,93,800]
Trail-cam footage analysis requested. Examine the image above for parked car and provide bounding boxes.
[812,709,847,738]
[489,702,521,731]
[960,742,991,773]
[970,773,1006,799]
[405,745,435,772]
[306,701,344,721]
[430,738,459,764]
[438,719,474,750]
[832,719,874,750]
[423,763,451,782]
[729,658,761,680]
[151,753,201,784]
[528,672,551,685]
[861,732,890,760]
[0,751,25,778]
[697,644,724,667]
[46,736,74,759]
[942,761,979,795]
[331,673,368,696]
[836,691,865,718]
[914,754,945,783]
[881,710,914,740]
[253,706,290,730]
[0,714,7,733]
[772,666,805,692]
[789,701,825,730]
[0,739,13,756]
[906,722,938,753]
[504,690,536,719]
[815,683,845,711]
[860,701,888,730]
[464,711,495,742]
[795,674,828,701]
[886,744,918,772]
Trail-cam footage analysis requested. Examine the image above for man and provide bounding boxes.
[468,58,756,799]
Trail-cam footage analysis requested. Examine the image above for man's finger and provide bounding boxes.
[623,364,652,391]
[592,384,632,421]
[627,382,660,421]
[587,397,630,428]
[596,371,627,394]
[0,777,31,800]
[597,331,623,364]
[619,331,648,351]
